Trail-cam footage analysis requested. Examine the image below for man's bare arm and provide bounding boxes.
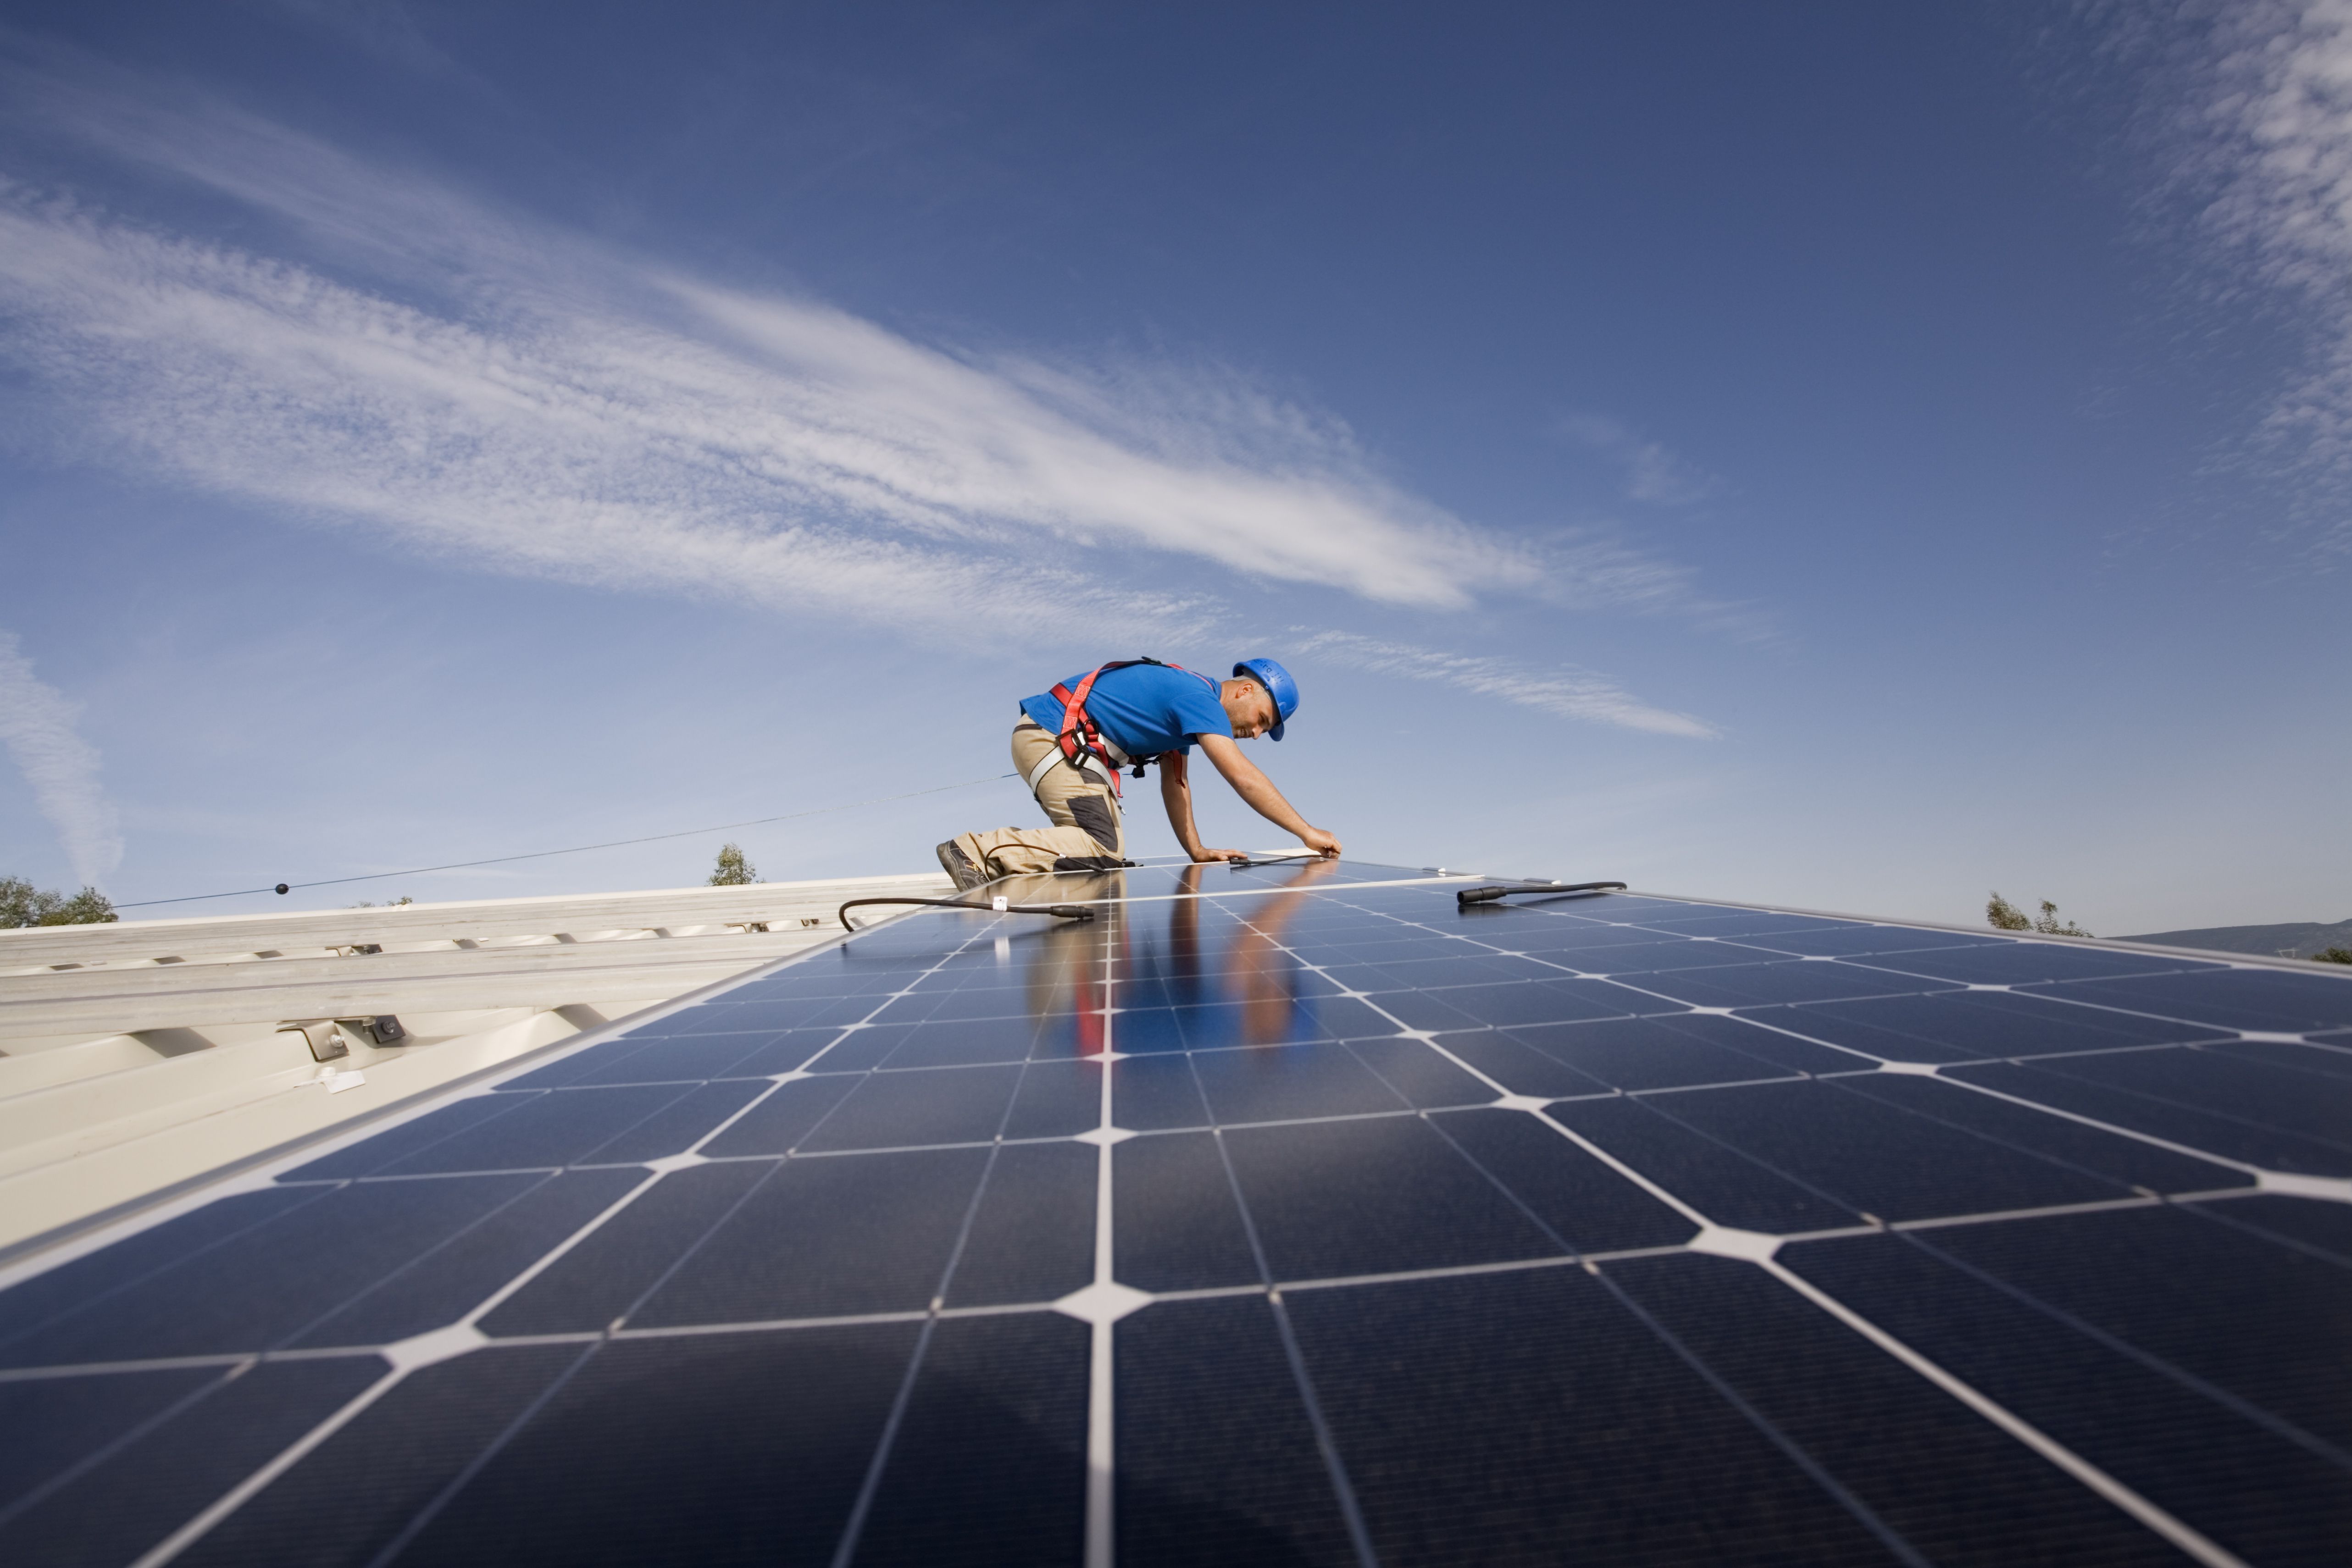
[1194,734,1342,857]
[1159,750,1245,862]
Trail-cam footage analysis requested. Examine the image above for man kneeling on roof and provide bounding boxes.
[938,657,1343,888]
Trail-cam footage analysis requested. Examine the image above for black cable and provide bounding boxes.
[114,773,1023,910]
[1457,880,1628,908]
[837,896,1096,933]
[1226,852,1331,868]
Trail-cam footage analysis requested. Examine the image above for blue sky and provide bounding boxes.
[0,1,2346,934]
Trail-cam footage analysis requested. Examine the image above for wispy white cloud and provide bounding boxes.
[2173,0,2352,553]
[1558,413,1722,507]
[0,58,1739,637]
[1293,632,1715,739]
[0,632,123,887]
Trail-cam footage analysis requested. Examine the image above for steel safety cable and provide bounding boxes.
[112,772,1023,909]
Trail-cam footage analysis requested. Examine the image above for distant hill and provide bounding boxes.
[2117,920,2352,960]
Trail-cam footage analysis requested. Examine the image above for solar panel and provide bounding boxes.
[5,859,2349,1564]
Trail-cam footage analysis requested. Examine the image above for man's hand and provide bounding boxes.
[1188,848,1247,863]
[1299,826,1342,858]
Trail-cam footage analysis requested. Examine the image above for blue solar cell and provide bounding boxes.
[1545,1097,1860,1233]
[551,1031,779,1087]
[939,1142,1095,1307]
[476,1161,762,1335]
[1541,937,1806,975]
[0,1358,385,1568]
[1603,1252,2193,1566]
[1832,1075,2251,1196]
[1626,959,1947,1008]
[1633,1079,2137,1222]
[0,1363,221,1510]
[1219,1116,1566,1280]
[1946,1050,2352,1177]
[1113,1132,1261,1291]
[1187,1040,1416,1124]
[2023,967,2352,1033]
[1283,1269,1907,1564]
[1945,1058,2352,1177]
[393,1326,920,1566]
[289,1168,645,1348]
[6,1175,542,1364]
[2183,1192,2352,1266]
[821,1016,1045,1069]
[1745,988,2234,1064]
[172,1344,587,1568]
[698,1074,861,1156]
[1785,1224,2352,1564]
[1919,1206,2352,1456]
[999,1058,1105,1139]
[1342,1036,1500,1107]
[878,982,1083,1025]
[1470,1012,1859,1092]
[10,864,2348,1563]
[1844,941,2223,986]
[1428,1029,1614,1097]
[285,1084,725,1180]
[1424,1107,1699,1253]
[0,1186,319,1347]
[1313,951,1567,990]
[2019,1044,2352,1147]
[1110,1053,1214,1131]
[629,1147,993,1325]
[720,1026,857,1076]
[580,1073,767,1150]
[795,1064,1025,1152]
[851,1313,1089,1562]
[1115,1296,1359,1564]
[1623,911,1870,938]
[1370,975,1663,1031]
[1723,928,2012,959]
[2208,1037,2352,1080]
[1108,995,1393,1054]
[671,992,880,1031]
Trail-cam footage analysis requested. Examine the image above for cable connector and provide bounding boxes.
[1457,880,1628,908]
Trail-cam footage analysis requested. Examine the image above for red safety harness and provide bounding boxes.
[1050,656,1218,798]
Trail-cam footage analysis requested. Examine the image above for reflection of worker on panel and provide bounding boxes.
[1170,856,1338,1046]
[939,657,1341,886]
[1088,857,1340,1055]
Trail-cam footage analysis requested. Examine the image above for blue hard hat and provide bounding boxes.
[1232,658,1298,741]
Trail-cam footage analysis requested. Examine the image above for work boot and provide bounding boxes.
[936,840,985,892]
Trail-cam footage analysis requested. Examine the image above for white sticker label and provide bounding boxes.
[323,1069,368,1094]
[992,896,1009,912]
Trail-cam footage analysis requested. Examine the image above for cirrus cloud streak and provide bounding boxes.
[0,631,123,887]
[1294,632,1715,738]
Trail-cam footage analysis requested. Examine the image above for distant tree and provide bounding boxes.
[0,876,118,927]
[2316,946,2352,966]
[2032,900,2091,938]
[709,843,760,886]
[349,897,415,908]
[1986,892,2091,937]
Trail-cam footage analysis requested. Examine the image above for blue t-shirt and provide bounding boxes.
[1021,663,1231,760]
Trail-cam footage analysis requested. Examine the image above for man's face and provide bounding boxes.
[1220,678,1277,739]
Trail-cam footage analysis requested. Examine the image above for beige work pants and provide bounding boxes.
[951,719,1128,878]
